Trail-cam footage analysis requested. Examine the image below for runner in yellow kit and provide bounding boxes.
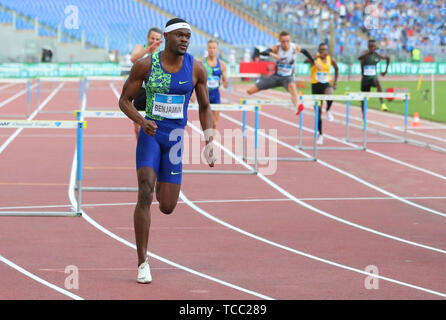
[307,43,339,144]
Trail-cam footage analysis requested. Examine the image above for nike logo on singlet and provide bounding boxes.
[179,81,188,84]
[170,171,182,175]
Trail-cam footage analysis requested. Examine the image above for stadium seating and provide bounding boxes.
[0,0,276,54]
[0,0,209,54]
[148,0,276,45]
[0,9,12,23]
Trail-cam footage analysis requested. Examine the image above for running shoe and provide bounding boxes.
[380,103,389,111]
[137,258,152,284]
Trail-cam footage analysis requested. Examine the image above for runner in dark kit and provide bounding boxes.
[358,39,390,117]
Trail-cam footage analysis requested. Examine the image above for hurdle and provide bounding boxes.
[187,103,260,175]
[0,118,86,216]
[294,94,367,151]
[241,97,321,161]
[0,78,32,118]
[74,103,260,194]
[227,72,261,102]
[84,76,127,109]
[37,77,84,114]
[242,92,409,154]
[345,92,410,144]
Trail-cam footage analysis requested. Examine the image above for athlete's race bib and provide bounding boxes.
[152,93,185,119]
[207,76,220,89]
[316,72,328,83]
[277,64,293,77]
[364,65,377,76]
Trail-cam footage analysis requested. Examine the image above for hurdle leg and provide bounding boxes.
[37,78,41,107]
[345,99,350,141]
[254,106,259,173]
[26,79,31,117]
[298,110,303,148]
[75,111,84,215]
[79,77,83,104]
[363,97,367,150]
[242,110,247,161]
[313,102,319,160]
[404,94,408,143]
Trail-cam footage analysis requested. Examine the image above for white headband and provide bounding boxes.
[164,22,191,33]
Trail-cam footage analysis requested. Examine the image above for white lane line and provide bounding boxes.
[0,83,38,109]
[86,81,446,253]
[0,83,17,91]
[180,192,446,298]
[68,171,273,299]
[2,195,446,211]
[331,108,446,144]
[39,267,177,272]
[113,84,445,297]
[188,120,446,255]
[74,91,274,300]
[0,254,83,300]
[0,83,83,300]
[260,110,446,181]
[0,84,64,154]
[182,123,446,298]
[234,86,446,148]
[221,112,446,219]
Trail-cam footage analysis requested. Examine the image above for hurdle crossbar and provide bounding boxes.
[242,97,318,160]
[296,94,367,152]
[75,104,260,194]
[345,92,410,145]
[0,119,86,217]
[243,92,410,153]
[0,79,32,118]
[227,73,261,101]
[37,77,84,114]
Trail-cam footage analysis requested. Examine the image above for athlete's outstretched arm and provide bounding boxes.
[193,60,215,167]
[260,45,280,60]
[119,58,158,136]
[130,39,162,63]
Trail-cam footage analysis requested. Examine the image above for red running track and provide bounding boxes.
[0,79,445,300]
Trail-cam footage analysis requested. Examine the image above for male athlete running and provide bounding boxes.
[119,18,216,284]
[247,30,314,115]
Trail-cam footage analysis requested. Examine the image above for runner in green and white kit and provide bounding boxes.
[130,27,163,139]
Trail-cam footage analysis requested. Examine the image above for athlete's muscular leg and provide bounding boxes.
[247,84,259,95]
[287,81,299,107]
[134,166,157,266]
[155,181,181,214]
[324,86,334,111]
[374,78,384,105]
[212,110,220,130]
